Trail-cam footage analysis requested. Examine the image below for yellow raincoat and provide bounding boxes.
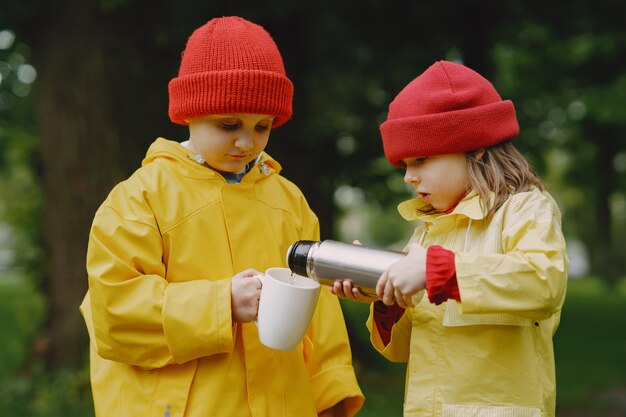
[80,138,364,417]
[367,189,567,417]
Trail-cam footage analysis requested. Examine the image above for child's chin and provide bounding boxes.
[220,162,249,173]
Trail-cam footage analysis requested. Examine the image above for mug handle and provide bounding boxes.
[252,274,265,328]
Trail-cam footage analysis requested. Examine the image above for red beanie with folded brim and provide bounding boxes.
[380,60,519,167]
[168,16,293,128]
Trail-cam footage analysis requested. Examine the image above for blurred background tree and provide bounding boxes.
[1,0,626,415]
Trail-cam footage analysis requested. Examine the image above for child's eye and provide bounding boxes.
[255,124,270,132]
[414,157,427,163]
[220,121,241,130]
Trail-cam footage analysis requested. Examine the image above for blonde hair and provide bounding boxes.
[467,141,545,219]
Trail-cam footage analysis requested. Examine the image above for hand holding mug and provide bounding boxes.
[231,268,263,323]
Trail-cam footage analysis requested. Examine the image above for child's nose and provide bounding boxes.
[404,168,420,185]
[234,131,254,150]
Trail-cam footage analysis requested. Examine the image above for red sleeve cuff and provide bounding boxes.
[373,301,405,346]
[426,245,460,305]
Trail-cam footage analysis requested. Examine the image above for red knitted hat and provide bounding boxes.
[168,16,293,127]
[380,60,519,167]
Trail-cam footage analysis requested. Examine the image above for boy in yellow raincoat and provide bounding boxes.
[80,16,363,417]
[333,60,567,417]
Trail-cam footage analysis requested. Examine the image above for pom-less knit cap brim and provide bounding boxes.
[381,100,517,166]
[168,16,293,127]
[168,70,293,127]
[380,60,519,167]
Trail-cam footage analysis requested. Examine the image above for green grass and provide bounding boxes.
[554,278,626,413]
[1,277,625,415]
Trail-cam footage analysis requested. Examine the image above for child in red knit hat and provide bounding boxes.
[81,16,363,417]
[332,60,567,417]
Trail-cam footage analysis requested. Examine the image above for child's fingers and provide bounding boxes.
[237,268,262,278]
[376,272,388,299]
[330,281,345,298]
[352,287,378,303]
[352,287,365,301]
[394,287,406,308]
[343,281,370,302]
[382,277,395,305]
[402,292,415,308]
[342,280,356,299]
[404,293,415,308]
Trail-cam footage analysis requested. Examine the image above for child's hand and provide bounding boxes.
[328,238,379,303]
[231,268,263,323]
[376,242,427,308]
[329,280,379,303]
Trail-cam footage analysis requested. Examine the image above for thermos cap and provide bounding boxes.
[286,240,317,277]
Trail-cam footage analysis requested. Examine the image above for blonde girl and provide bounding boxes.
[333,60,567,417]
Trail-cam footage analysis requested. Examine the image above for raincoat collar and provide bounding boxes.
[397,189,493,223]
[142,138,282,182]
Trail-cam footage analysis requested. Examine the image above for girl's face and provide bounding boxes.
[402,153,470,212]
[188,114,274,173]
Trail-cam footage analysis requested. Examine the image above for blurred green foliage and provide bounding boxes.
[0,273,44,377]
[2,0,626,414]
[0,29,43,283]
[0,274,90,416]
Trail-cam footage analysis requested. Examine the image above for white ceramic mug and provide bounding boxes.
[254,267,321,351]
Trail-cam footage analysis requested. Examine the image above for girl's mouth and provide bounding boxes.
[419,192,432,202]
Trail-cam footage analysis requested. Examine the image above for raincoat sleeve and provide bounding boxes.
[455,191,568,319]
[299,208,365,416]
[366,304,412,362]
[84,202,233,369]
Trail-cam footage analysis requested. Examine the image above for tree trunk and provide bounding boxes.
[32,2,124,368]
[28,0,181,368]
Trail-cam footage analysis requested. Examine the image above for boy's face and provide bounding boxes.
[188,114,274,173]
[402,153,470,212]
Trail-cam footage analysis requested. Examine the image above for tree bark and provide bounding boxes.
[27,0,183,367]
[32,1,124,367]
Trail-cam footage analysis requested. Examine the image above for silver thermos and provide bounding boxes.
[286,240,406,296]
